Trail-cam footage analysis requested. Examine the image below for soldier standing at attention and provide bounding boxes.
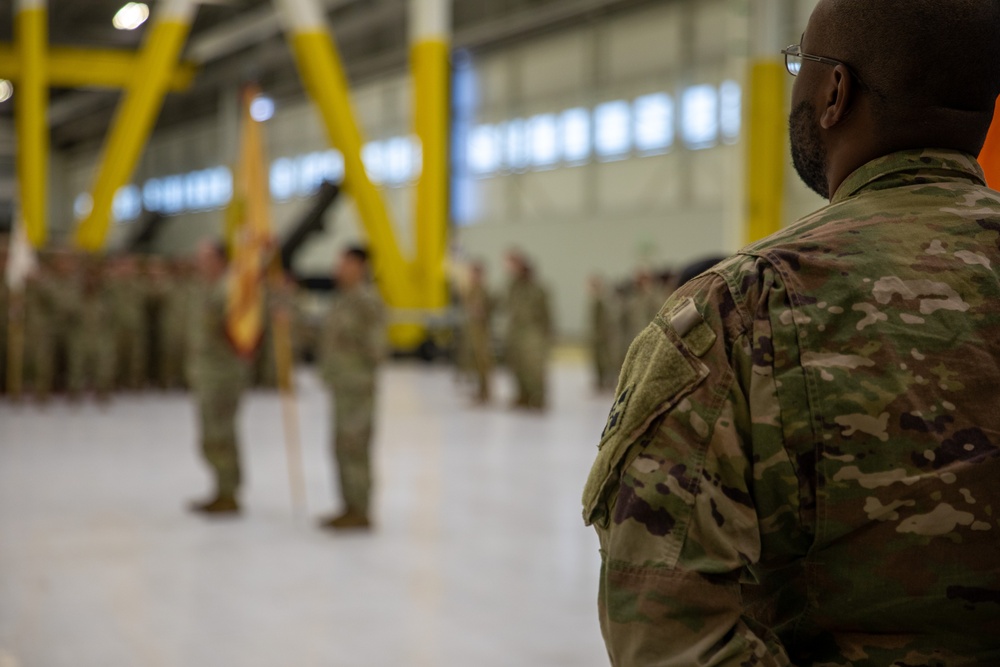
[463,261,494,404]
[187,241,251,515]
[504,250,552,410]
[583,0,1000,663]
[587,275,617,393]
[319,246,386,531]
[67,258,114,402]
[109,255,149,391]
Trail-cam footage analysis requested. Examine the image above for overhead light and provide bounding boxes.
[249,95,275,122]
[0,80,12,104]
[113,3,150,31]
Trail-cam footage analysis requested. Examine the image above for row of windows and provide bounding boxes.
[460,82,741,177]
[76,82,742,222]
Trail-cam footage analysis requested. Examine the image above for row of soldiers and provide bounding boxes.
[587,257,727,392]
[455,250,554,410]
[0,249,282,402]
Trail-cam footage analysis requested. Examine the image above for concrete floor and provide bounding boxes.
[0,362,611,667]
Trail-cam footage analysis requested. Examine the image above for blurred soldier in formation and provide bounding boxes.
[144,256,172,389]
[108,254,149,391]
[588,275,617,393]
[462,261,494,404]
[27,250,81,402]
[187,241,251,515]
[67,258,114,401]
[624,268,664,342]
[0,240,8,396]
[504,250,552,410]
[159,259,195,390]
[319,246,386,531]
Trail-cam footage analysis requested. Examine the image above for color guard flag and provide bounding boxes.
[6,209,38,292]
[225,85,273,357]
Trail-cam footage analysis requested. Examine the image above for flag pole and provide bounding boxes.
[269,261,307,518]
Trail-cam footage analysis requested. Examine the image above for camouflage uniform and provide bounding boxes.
[590,286,618,393]
[109,279,149,391]
[320,284,386,516]
[583,151,1000,665]
[67,266,115,397]
[505,275,552,409]
[464,283,494,402]
[187,280,251,500]
[160,271,194,390]
[27,268,80,398]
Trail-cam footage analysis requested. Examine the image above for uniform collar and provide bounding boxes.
[831,149,987,205]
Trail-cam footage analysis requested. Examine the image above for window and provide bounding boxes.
[384,136,416,185]
[270,158,296,201]
[634,93,674,154]
[504,119,529,171]
[467,124,501,175]
[560,108,590,163]
[362,142,386,184]
[719,80,741,144]
[594,100,631,159]
[681,85,719,149]
[527,114,559,168]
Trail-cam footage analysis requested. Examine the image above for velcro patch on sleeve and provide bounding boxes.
[583,321,709,526]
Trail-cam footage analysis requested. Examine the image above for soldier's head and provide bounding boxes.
[469,261,486,285]
[505,249,531,280]
[336,245,370,288]
[196,240,228,281]
[789,0,1000,199]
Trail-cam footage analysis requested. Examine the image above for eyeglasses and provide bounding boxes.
[781,44,848,77]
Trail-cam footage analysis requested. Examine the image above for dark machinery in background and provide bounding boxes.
[278,179,340,279]
[125,210,166,253]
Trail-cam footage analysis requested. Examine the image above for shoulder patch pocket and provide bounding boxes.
[583,310,712,528]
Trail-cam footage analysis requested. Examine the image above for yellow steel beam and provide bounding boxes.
[275,0,423,349]
[411,35,450,312]
[0,45,197,91]
[15,0,48,249]
[74,0,197,251]
[745,60,785,243]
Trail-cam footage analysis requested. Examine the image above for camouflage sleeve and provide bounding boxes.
[365,295,388,365]
[582,265,798,666]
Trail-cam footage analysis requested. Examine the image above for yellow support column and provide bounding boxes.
[745,0,786,243]
[15,0,48,249]
[274,0,422,349]
[74,0,197,251]
[411,0,450,312]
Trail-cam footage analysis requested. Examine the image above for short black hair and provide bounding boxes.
[822,0,1000,115]
[345,245,370,264]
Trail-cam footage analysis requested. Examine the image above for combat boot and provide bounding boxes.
[318,509,371,531]
[189,494,240,515]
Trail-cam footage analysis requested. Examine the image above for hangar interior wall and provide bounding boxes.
[51,0,825,339]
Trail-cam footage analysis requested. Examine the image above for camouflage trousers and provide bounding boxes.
[467,325,493,401]
[159,331,186,390]
[593,335,617,392]
[196,387,243,497]
[115,325,148,390]
[507,332,548,409]
[331,381,376,515]
[67,335,114,396]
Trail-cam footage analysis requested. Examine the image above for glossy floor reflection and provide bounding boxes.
[0,361,611,667]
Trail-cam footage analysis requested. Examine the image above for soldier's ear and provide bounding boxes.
[820,64,855,130]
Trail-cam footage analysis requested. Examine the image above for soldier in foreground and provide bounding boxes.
[503,250,552,410]
[319,246,386,531]
[188,241,251,515]
[583,0,1000,663]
